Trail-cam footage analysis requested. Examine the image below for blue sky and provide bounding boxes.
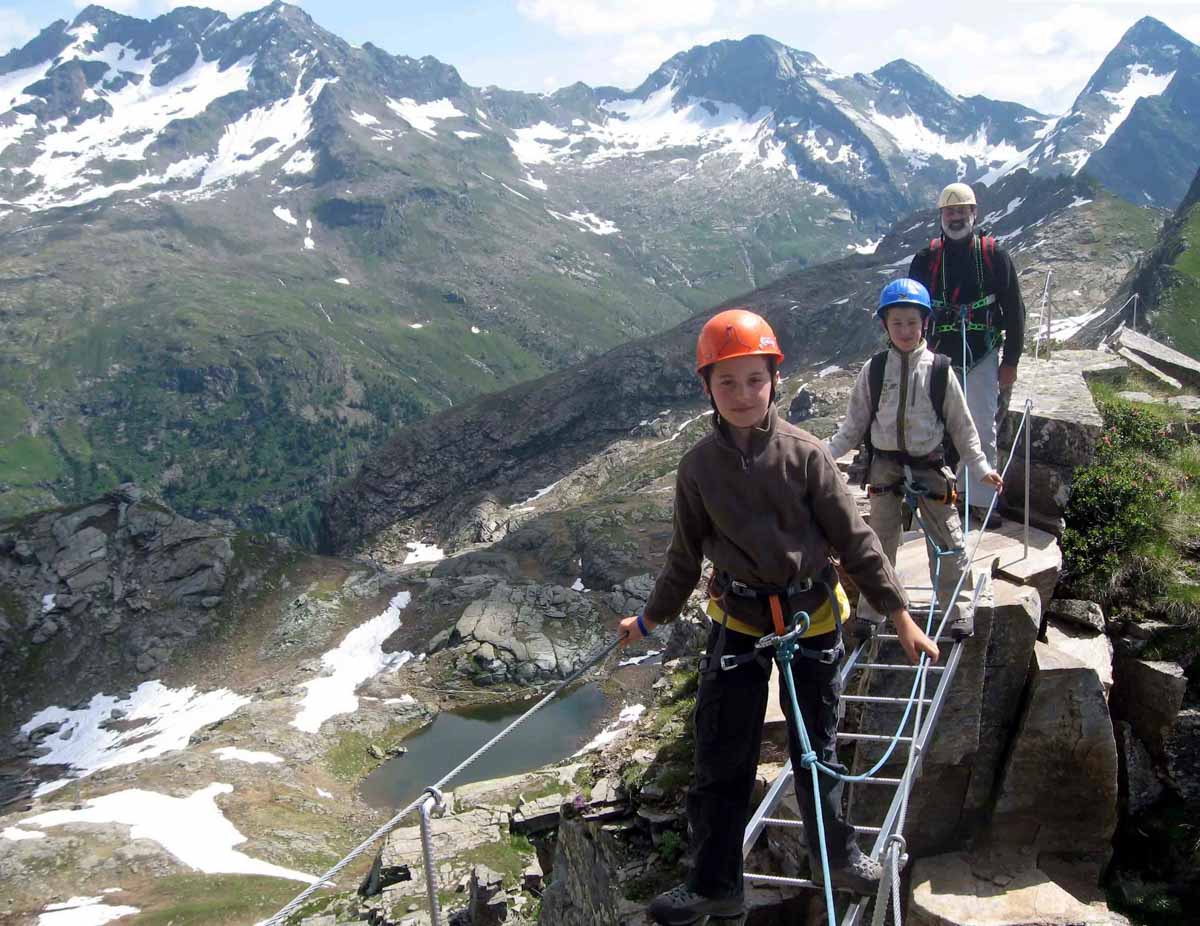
[1,1,1198,115]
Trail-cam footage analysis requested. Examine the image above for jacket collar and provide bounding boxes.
[713,403,778,456]
[889,339,929,361]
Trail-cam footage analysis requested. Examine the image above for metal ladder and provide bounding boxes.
[740,579,980,924]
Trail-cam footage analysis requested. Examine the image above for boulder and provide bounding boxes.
[465,864,507,926]
[990,642,1118,881]
[1113,721,1164,815]
[1045,619,1113,694]
[451,582,604,685]
[1044,599,1105,634]
[1163,707,1200,802]
[1110,658,1187,758]
[909,849,1130,926]
[963,581,1042,820]
[1116,328,1200,388]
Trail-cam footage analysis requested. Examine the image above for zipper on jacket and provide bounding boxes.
[897,351,909,454]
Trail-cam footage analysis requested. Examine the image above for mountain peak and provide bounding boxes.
[1121,15,1191,48]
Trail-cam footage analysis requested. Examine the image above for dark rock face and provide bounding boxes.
[0,485,232,729]
[990,641,1119,882]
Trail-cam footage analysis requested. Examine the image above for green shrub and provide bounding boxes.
[1062,454,1178,591]
[657,829,686,865]
[1094,398,1192,461]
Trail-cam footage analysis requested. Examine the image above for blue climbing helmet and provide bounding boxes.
[876,278,932,320]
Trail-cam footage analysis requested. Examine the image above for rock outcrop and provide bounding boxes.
[997,350,1123,531]
[0,485,234,727]
[909,849,1130,926]
[442,581,605,685]
[989,642,1119,882]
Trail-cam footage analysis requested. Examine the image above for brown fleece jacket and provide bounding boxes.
[643,405,908,633]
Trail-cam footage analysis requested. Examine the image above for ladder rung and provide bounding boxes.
[841,694,933,706]
[877,633,957,643]
[853,776,903,786]
[837,732,913,743]
[744,872,820,888]
[762,817,881,835]
[855,662,945,673]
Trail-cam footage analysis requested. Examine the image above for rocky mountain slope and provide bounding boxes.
[324,169,1161,559]
[1119,167,1200,356]
[0,4,1180,539]
[1021,17,1200,208]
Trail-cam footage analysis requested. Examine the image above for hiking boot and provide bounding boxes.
[646,884,744,925]
[944,604,975,641]
[812,848,884,895]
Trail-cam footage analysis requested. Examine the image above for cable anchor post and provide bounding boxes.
[418,787,447,926]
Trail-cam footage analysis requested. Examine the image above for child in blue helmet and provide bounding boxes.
[827,279,1003,640]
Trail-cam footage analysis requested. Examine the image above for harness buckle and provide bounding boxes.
[719,654,742,672]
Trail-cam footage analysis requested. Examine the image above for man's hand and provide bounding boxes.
[983,471,1004,493]
[890,608,940,665]
[617,614,655,647]
[998,364,1018,389]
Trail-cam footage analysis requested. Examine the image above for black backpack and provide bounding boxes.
[861,350,959,482]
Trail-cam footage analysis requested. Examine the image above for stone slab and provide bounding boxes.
[990,642,1117,881]
[1115,347,1183,391]
[1001,354,1104,467]
[1110,657,1187,758]
[1045,619,1113,694]
[1117,327,1200,386]
[910,849,1130,926]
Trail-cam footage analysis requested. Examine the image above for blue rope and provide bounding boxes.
[769,477,966,921]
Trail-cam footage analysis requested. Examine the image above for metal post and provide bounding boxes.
[1132,293,1139,331]
[1024,399,1031,561]
[1035,270,1051,360]
[419,792,444,926]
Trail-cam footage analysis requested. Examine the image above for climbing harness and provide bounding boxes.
[861,350,956,485]
[743,402,1034,925]
[868,464,957,508]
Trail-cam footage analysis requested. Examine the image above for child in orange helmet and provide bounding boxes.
[618,308,938,924]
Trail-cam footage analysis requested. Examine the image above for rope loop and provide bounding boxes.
[800,750,818,769]
[421,786,447,816]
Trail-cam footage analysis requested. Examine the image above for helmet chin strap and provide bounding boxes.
[942,216,974,241]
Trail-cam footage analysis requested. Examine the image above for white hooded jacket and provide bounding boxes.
[827,341,990,483]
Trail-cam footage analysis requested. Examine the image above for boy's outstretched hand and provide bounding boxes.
[890,608,940,665]
[617,613,655,647]
[982,470,1004,493]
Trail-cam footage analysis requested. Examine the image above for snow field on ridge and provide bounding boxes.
[290,590,414,732]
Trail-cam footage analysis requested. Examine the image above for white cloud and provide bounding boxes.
[517,0,719,37]
[0,10,38,55]
[73,0,143,12]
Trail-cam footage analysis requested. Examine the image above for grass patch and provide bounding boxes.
[131,873,299,926]
[323,720,426,782]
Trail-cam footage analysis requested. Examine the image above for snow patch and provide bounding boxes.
[1090,65,1176,149]
[291,592,414,733]
[403,541,445,565]
[350,110,380,127]
[213,747,283,764]
[20,681,249,797]
[3,825,46,840]
[272,206,298,226]
[546,209,619,235]
[571,578,586,592]
[1068,196,1093,209]
[38,896,139,926]
[576,704,646,753]
[334,277,350,285]
[281,149,315,175]
[454,130,481,139]
[25,783,316,883]
[386,97,465,136]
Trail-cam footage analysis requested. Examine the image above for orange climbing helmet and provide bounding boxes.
[695,308,784,373]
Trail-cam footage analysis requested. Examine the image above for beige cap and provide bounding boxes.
[937,182,977,209]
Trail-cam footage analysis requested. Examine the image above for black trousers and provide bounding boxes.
[685,624,858,900]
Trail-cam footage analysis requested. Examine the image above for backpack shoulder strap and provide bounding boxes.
[929,352,950,426]
[979,234,996,276]
[868,350,888,425]
[928,238,944,289]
